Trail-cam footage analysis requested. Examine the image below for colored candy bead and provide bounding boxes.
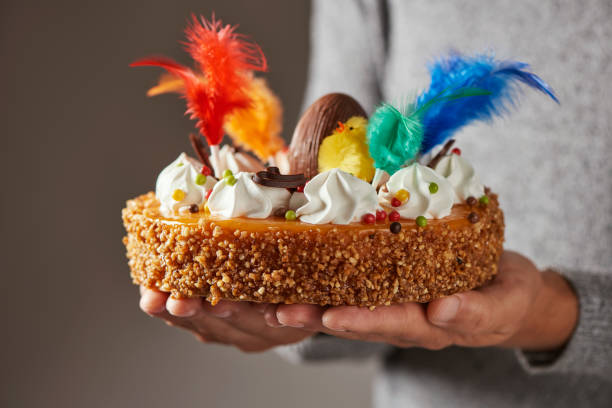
[285,210,297,221]
[388,210,400,222]
[195,173,207,185]
[225,175,236,186]
[205,189,213,200]
[479,195,490,205]
[395,189,410,202]
[376,210,387,222]
[416,216,427,227]
[429,182,439,194]
[451,147,461,155]
[201,166,212,176]
[391,197,402,207]
[362,213,376,224]
[172,189,185,201]
[389,222,402,234]
[296,185,305,193]
[468,212,480,223]
[189,204,199,213]
[222,169,233,178]
[177,162,184,167]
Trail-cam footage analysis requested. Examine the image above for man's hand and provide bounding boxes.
[139,287,314,352]
[268,251,579,351]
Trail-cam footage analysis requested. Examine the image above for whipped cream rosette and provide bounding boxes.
[434,154,484,202]
[207,172,290,219]
[378,163,456,219]
[155,153,217,216]
[296,168,379,224]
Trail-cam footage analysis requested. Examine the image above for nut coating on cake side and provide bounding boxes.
[123,192,504,307]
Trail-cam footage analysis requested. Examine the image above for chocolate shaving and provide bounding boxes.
[253,167,307,188]
[188,133,213,171]
[427,139,455,169]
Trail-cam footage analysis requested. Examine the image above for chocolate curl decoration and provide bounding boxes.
[188,133,213,172]
[427,139,455,169]
[253,167,307,188]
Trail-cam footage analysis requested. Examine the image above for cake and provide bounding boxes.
[123,15,557,307]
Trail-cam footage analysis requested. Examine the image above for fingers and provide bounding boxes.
[203,301,311,344]
[321,303,451,349]
[274,304,326,331]
[166,297,203,317]
[426,251,542,345]
[139,287,169,315]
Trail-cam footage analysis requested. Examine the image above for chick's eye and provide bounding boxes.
[349,127,354,130]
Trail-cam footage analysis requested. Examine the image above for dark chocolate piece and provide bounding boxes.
[253,167,308,188]
[427,139,455,169]
[188,133,213,171]
[390,222,402,234]
[466,196,477,206]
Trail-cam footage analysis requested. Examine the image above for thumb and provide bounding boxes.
[427,291,497,335]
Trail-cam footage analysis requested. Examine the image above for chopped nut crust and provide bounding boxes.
[122,192,504,307]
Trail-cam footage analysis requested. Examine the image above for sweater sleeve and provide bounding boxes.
[516,270,612,378]
[302,0,388,114]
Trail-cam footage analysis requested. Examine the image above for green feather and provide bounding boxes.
[366,103,423,176]
[366,88,490,176]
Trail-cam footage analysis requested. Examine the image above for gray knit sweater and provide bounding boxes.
[278,1,612,406]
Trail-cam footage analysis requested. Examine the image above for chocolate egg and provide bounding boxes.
[288,93,367,179]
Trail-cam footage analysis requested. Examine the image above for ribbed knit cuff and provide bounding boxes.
[516,270,612,379]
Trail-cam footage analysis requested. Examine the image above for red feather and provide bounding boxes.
[130,15,268,147]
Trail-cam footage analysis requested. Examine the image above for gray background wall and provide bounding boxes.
[0,1,377,407]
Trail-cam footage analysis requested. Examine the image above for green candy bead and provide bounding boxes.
[222,169,233,178]
[225,175,236,186]
[416,216,428,227]
[195,173,207,185]
[429,182,439,194]
[285,210,297,221]
[479,195,490,205]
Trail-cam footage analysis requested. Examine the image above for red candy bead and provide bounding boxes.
[388,210,400,222]
[201,166,212,176]
[391,197,402,207]
[205,189,213,200]
[296,185,305,193]
[451,147,461,155]
[362,213,376,224]
[376,210,387,222]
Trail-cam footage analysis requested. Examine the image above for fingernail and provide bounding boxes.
[432,296,460,324]
[212,310,232,319]
[322,323,346,332]
[322,315,346,332]
[276,318,303,328]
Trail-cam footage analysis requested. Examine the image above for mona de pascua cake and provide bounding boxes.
[123,15,558,307]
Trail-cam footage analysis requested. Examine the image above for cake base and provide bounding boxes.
[122,192,504,307]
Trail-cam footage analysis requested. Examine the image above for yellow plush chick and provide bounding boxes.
[318,116,375,182]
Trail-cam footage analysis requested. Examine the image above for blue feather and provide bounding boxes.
[417,53,559,154]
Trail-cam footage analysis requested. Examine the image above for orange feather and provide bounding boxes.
[131,15,268,147]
